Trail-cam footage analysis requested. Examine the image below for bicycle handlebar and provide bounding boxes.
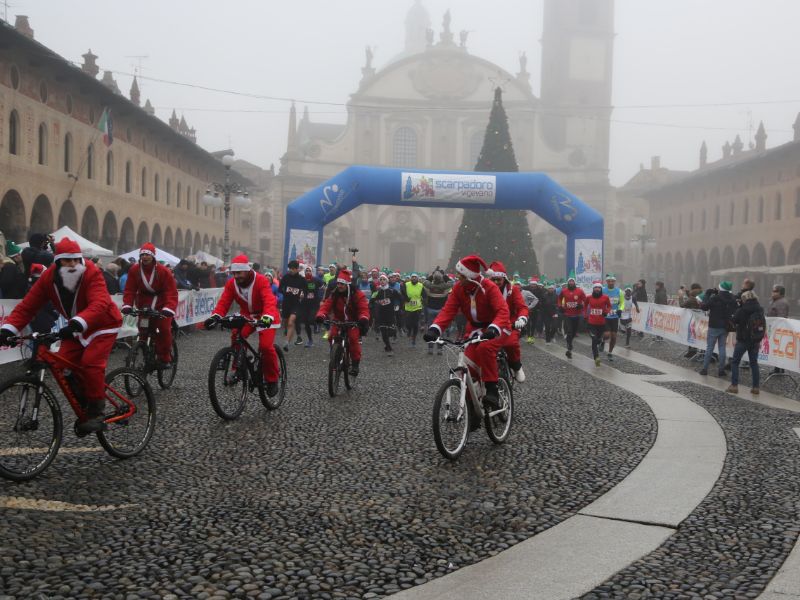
[435,336,489,348]
[8,331,60,346]
[214,315,269,330]
[129,308,164,318]
[324,320,360,327]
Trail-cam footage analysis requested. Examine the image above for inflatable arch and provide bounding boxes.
[284,166,604,285]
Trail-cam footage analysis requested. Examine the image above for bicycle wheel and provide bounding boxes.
[485,377,513,444]
[328,343,343,397]
[208,347,248,420]
[0,378,63,481]
[157,338,179,390]
[259,345,287,410]
[124,341,149,396]
[432,379,469,460]
[97,368,156,459]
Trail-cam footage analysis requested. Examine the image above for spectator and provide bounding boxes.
[173,260,196,290]
[727,290,765,395]
[699,281,736,376]
[252,262,261,275]
[1,240,27,299]
[633,279,648,303]
[679,283,704,358]
[28,264,58,334]
[654,281,668,305]
[736,278,755,304]
[767,285,789,375]
[21,232,54,277]
[102,262,121,295]
[213,266,228,287]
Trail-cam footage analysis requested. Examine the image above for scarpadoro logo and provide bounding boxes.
[401,172,496,204]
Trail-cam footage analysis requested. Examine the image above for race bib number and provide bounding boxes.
[286,286,301,296]
[378,298,391,306]
[410,299,421,307]
[611,297,620,307]
[306,292,314,299]
[566,301,577,309]
[589,308,604,316]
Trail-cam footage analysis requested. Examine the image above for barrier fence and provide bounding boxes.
[631,302,800,374]
[0,288,224,365]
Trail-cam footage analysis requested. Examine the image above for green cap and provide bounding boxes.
[719,281,733,292]
[5,240,21,257]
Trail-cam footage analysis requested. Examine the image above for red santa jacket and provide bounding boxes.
[431,277,511,336]
[316,287,370,322]
[585,294,612,326]
[558,287,587,317]
[122,263,179,315]
[1,261,122,346]
[212,272,280,325]
[500,283,529,323]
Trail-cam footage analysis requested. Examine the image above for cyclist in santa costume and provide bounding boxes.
[315,268,370,376]
[205,254,282,397]
[486,260,529,383]
[0,238,122,433]
[423,255,510,408]
[121,242,179,366]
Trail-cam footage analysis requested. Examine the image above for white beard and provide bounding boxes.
[59,264,86,292]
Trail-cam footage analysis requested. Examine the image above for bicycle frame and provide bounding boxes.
[26,336,137,425]
[218,317,264,384]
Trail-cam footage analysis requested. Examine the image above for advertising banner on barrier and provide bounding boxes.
[0,288,225,365]
[631,302,800,374]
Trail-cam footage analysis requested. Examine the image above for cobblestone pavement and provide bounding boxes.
[0,329,654,599]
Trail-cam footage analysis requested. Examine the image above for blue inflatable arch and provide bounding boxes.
[284,166,604,284]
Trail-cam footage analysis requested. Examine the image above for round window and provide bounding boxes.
[9,65,20,90]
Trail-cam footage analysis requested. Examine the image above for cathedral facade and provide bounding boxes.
[273,0,615,274]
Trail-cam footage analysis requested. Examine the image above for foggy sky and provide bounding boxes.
[15,0,800,186]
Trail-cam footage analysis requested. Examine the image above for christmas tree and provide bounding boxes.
[447,87,539,276]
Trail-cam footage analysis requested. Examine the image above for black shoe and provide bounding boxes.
[483,383,499,410]
[699,369,708,375]
[349,362,360,377]
[294,337,304,346]
[76,416,106,435]
[266,382,279,397]
[566,350,572,359]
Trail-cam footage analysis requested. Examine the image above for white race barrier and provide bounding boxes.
[0,288,224,365]
[631,302,800,374]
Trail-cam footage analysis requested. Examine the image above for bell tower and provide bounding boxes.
[540,0,614,180]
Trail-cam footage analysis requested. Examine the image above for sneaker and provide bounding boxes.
[566,350,572,359]
[725,384,739,394]
[349,362,360,377]
[76,416,106,435]
[526,336,534,345]
[514,368,526,383]
[294,337,304,346]
[607,353,613,361]
[483,390,500,411]
[266,382,280,397]
[322,332,329,340]
[699,369,708,375]
[594,357,601,367]
[750,387,760,395]
[387,350,394,357]
[304,340,313,348]
[283,344,289,352]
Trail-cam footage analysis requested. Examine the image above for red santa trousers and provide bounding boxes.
[233,324,280,384]
[502,329,522,367]
[329,325,362,362]
[465,331,507,383]
[57,333,116,401]
[142,316,173,363]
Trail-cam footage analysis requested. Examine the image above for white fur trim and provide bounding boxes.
[161,308,175,316]
[72,316,88,332]
[1,323,20,335]
[230,262,251,272]
[430,324,442,334]
[54,252,83,261]
[456,260,481,279]
[488,324,501,335]
[77,327,120,347]
[139,248,155,257]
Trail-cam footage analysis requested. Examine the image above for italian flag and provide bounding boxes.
[98,108,113,147]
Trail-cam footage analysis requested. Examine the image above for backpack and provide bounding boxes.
[745,308,766,343]
[722,296,738,333]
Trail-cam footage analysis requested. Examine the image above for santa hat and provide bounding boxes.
[229,254,252,272]
[486,261,509,281]
[139,242,156,257]
[455,255,487,280]
[379,273,389,282]
[529,276,541,285]
[336,268,352,284]
[30,263,45,279]
[54,238,82,261]
[567,276,576,284]
[592,280,603,289]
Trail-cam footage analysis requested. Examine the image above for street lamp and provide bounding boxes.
[203,154,250,264]
[630,218,656,278]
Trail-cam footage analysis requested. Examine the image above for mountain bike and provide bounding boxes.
[125,308,179,390]
[0,332,156,481]
[206,314,287,420]
[432,337,513,460]
[325,320,360,397]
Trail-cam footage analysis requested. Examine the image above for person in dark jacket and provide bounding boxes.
[28,264,58,334]
[699,281,736,376]
[173,260,196,290]
[371,274,402,355]
[653,281,668,305]
[1,241,28,299]
[726,290,764,395]
[21,233,54,277]
[101,262,121,295]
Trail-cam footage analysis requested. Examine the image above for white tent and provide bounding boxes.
[51,225,114,257]
[193,250,223,267]
[118,247,181,267]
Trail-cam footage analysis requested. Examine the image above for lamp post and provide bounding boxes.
[202,154,250,264]
[630,218,656,278]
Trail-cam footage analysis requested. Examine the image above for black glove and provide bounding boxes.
[204,315,221,329]
[358,318,370,336]
[0,329,17,348]
[160,309,174,319]
[481,326,499,340]
[121,306,133,316]
[58,320,82,340]
[422,327,440,343]
[315,315,325,324]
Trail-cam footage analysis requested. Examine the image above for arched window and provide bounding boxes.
[667,217,672,236]
[166,179,171,205]
[729,201,735,226]
[86,144,94,179]
[63,133,73,173]
[8,110,19,155]
[757,196,764,223]
[743,199,749,224]
[186,186,191,211]
[775,192,782,220]
[37,123,47,165]
[701,209,706,230]
[154,174,160,201]
[125,161,132,193]
[141,167,147,197]
[196,190,200,215]
[714,205,720,229]
[392,127,418,167]
[688,212,694,233]
[106,151,114,186]
[176,182,182,208]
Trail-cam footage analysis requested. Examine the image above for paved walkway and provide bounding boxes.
[393,346,727,599]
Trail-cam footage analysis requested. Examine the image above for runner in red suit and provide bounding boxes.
[0,238,122,433]
[422,255,511,408]
[585,281,612,365]
[486,260,529,383]
[121,242,179,365]
[204,254,282,396]
[557,276,587,359]
[315,269,370,376]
